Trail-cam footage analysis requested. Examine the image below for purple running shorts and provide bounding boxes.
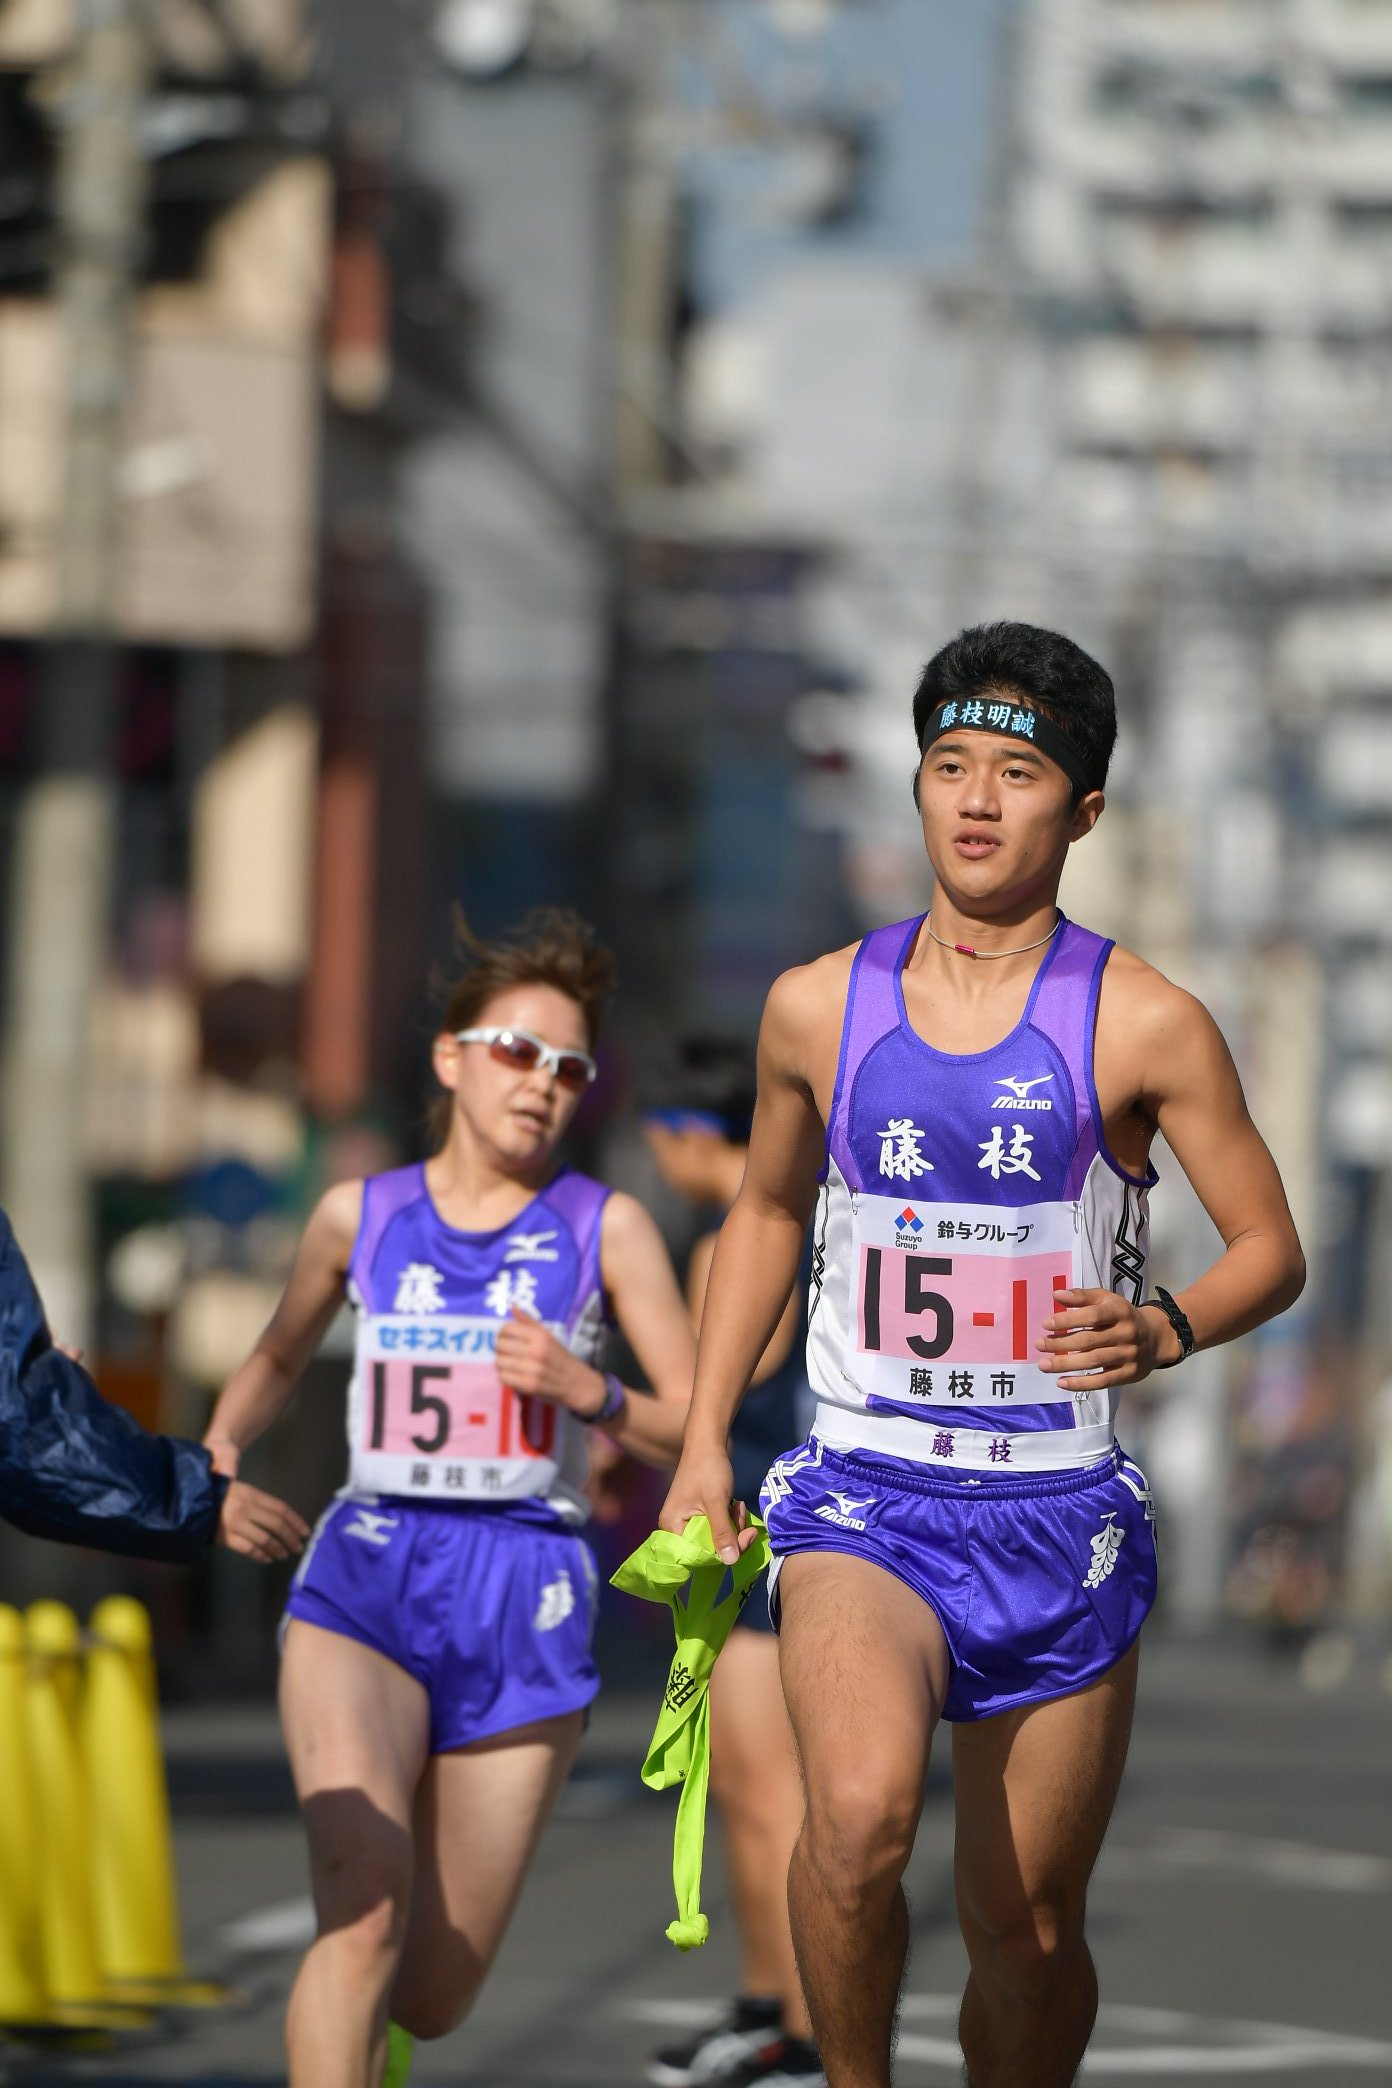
[760,1436,1157,1721]
[283,1496,600,1749]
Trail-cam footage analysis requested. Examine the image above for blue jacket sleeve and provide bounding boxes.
[0,1209,228,1562]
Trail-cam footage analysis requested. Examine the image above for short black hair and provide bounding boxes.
[642,1036,756,1142]
[912,621,1116,798]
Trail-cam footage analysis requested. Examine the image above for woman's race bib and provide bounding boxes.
[345,1314,565,1499]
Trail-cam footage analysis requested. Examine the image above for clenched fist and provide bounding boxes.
[494,1307,607,1416]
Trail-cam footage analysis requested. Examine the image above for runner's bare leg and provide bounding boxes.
[778,1553,949,2088]
[710,1626,813,2036]
[953,1641,1139,2088]
[280,1622,430,2088]
[389,1712,583,2037]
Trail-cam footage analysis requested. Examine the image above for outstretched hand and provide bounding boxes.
[216,1481,310,1564]
[658,1444,758,1566]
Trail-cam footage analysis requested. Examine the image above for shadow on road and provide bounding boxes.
[12,2076,283,2087]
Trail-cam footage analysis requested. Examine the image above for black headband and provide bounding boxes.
[920,697,1092,801]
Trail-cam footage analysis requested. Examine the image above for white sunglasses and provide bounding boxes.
[454,1027,597,1092]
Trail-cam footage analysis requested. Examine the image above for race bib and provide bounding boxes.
[850,1196,1078,1407]
[362,1356,558,1462]
[347,1314,566,1496]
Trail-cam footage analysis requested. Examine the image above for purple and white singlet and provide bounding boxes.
[340,1163,611,1522]
[807,914,1155,1472]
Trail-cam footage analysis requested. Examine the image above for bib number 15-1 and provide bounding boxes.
[858,1246,1069,1367]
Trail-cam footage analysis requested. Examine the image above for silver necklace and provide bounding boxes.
[925,912,1061,961]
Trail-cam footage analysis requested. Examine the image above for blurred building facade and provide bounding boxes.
[1014,0,1392,1625]
[0,0,434,1657]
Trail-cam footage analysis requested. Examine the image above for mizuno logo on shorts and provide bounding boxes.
[343,1508,399,1547]
[814,1492,875,1531]
[1117,1463,1157,1521]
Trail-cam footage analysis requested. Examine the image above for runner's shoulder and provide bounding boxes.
[764,942,858,1033]
[1097,942,1222,1061]
[599,1187,657,1249]
[762,943,858,1092]
[309,1177,366,1264]
[599,1188,676,1296]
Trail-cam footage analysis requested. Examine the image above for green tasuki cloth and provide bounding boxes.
[611,1514,772,1950]
[384,2021,414,2086]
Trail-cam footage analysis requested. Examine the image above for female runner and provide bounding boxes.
[205,910,697,2088]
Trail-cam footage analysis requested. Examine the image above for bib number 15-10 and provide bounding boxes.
[365,1358,557,1461]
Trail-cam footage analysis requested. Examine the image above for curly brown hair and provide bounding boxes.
[430,906,616,1145]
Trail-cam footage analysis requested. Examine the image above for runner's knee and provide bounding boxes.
[315,1883,409,1984]
[309,1840,412,1968]
[965,1892,1087,2010]
[708,1738,752,1810]
[393,1927,494,2041]
[393,1979,480,2042]
[800,1765,918,1895]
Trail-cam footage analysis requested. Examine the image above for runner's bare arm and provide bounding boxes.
[659,962,831,1560]
[1041,975,1305,1391]
[493,1192,697,1466]
[686,1229,802,1386]
[203,1180,363,1475]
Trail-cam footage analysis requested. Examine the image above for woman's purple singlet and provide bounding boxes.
[806,913,1156,1472]
[340,1163,611,1523]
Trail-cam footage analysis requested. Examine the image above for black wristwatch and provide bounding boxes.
[1142,1287,1194,1366]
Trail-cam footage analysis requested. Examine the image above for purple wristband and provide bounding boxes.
[586,1371,626,1425]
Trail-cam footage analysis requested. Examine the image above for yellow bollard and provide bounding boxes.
[24,1601,106,2012]
[84,1597,182,1984]
[83,1597,227,2008]
[0,1605,48,2023]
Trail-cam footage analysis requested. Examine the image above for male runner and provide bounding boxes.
[660,622,1305,2088]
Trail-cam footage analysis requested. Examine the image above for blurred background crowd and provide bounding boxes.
[1,0,1390,1688]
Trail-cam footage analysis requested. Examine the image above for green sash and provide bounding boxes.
[611,1516,772,1948]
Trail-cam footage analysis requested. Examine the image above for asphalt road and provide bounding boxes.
[8,1627,1392,2087]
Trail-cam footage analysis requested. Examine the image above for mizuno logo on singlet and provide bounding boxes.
[993,1073,1055,1111]
[504,1230,560,1264]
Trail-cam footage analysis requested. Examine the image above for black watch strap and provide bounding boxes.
[1143,1286,1194,1365]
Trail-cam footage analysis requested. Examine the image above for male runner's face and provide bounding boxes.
[915,730,1100,907]
[435,982,590,1167]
